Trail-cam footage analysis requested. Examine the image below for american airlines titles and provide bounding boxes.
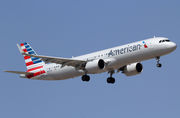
[108,44,142,57]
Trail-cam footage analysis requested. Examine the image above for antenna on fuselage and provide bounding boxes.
[154,36,156,38]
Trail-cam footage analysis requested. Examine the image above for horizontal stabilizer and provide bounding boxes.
[4,70,33,75]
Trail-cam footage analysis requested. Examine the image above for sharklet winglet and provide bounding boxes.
[17,44,24,54]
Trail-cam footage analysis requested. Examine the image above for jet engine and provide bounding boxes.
[123,62,143,76]
[85,59,106,73]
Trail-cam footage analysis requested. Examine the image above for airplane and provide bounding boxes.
[4,37,177,84]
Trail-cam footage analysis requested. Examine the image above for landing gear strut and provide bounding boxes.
[107,70,115,84]
[156,56,162,68]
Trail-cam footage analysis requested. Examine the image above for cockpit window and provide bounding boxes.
[159,39,170,43]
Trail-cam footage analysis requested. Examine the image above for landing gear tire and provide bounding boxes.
[156,63,162,68]
[82,75,90,82]
[107,77,115,84]
[156,56,162,68]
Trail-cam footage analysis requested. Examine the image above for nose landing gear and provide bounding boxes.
[156,56,162,68]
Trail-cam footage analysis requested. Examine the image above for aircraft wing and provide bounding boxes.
[24,54,87,69]
[17,44,87,70]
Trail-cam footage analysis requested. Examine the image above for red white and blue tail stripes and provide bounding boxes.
[20,42,45,77]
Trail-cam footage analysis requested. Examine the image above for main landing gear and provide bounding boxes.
[156,56,162,68]
[81,75,90,82]
[81,70,116,84]
[107,70,115,84]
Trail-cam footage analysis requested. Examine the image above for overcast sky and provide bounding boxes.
[1,0,180,118]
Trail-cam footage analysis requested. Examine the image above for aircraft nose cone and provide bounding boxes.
[168,42,177,51]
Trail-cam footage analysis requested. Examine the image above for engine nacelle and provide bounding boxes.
[85,59,106,73]
[123,62,143,76]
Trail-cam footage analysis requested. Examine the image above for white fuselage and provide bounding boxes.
[32,37,177,80]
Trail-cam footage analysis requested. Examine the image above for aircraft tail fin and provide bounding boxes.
[18,42,45,72]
